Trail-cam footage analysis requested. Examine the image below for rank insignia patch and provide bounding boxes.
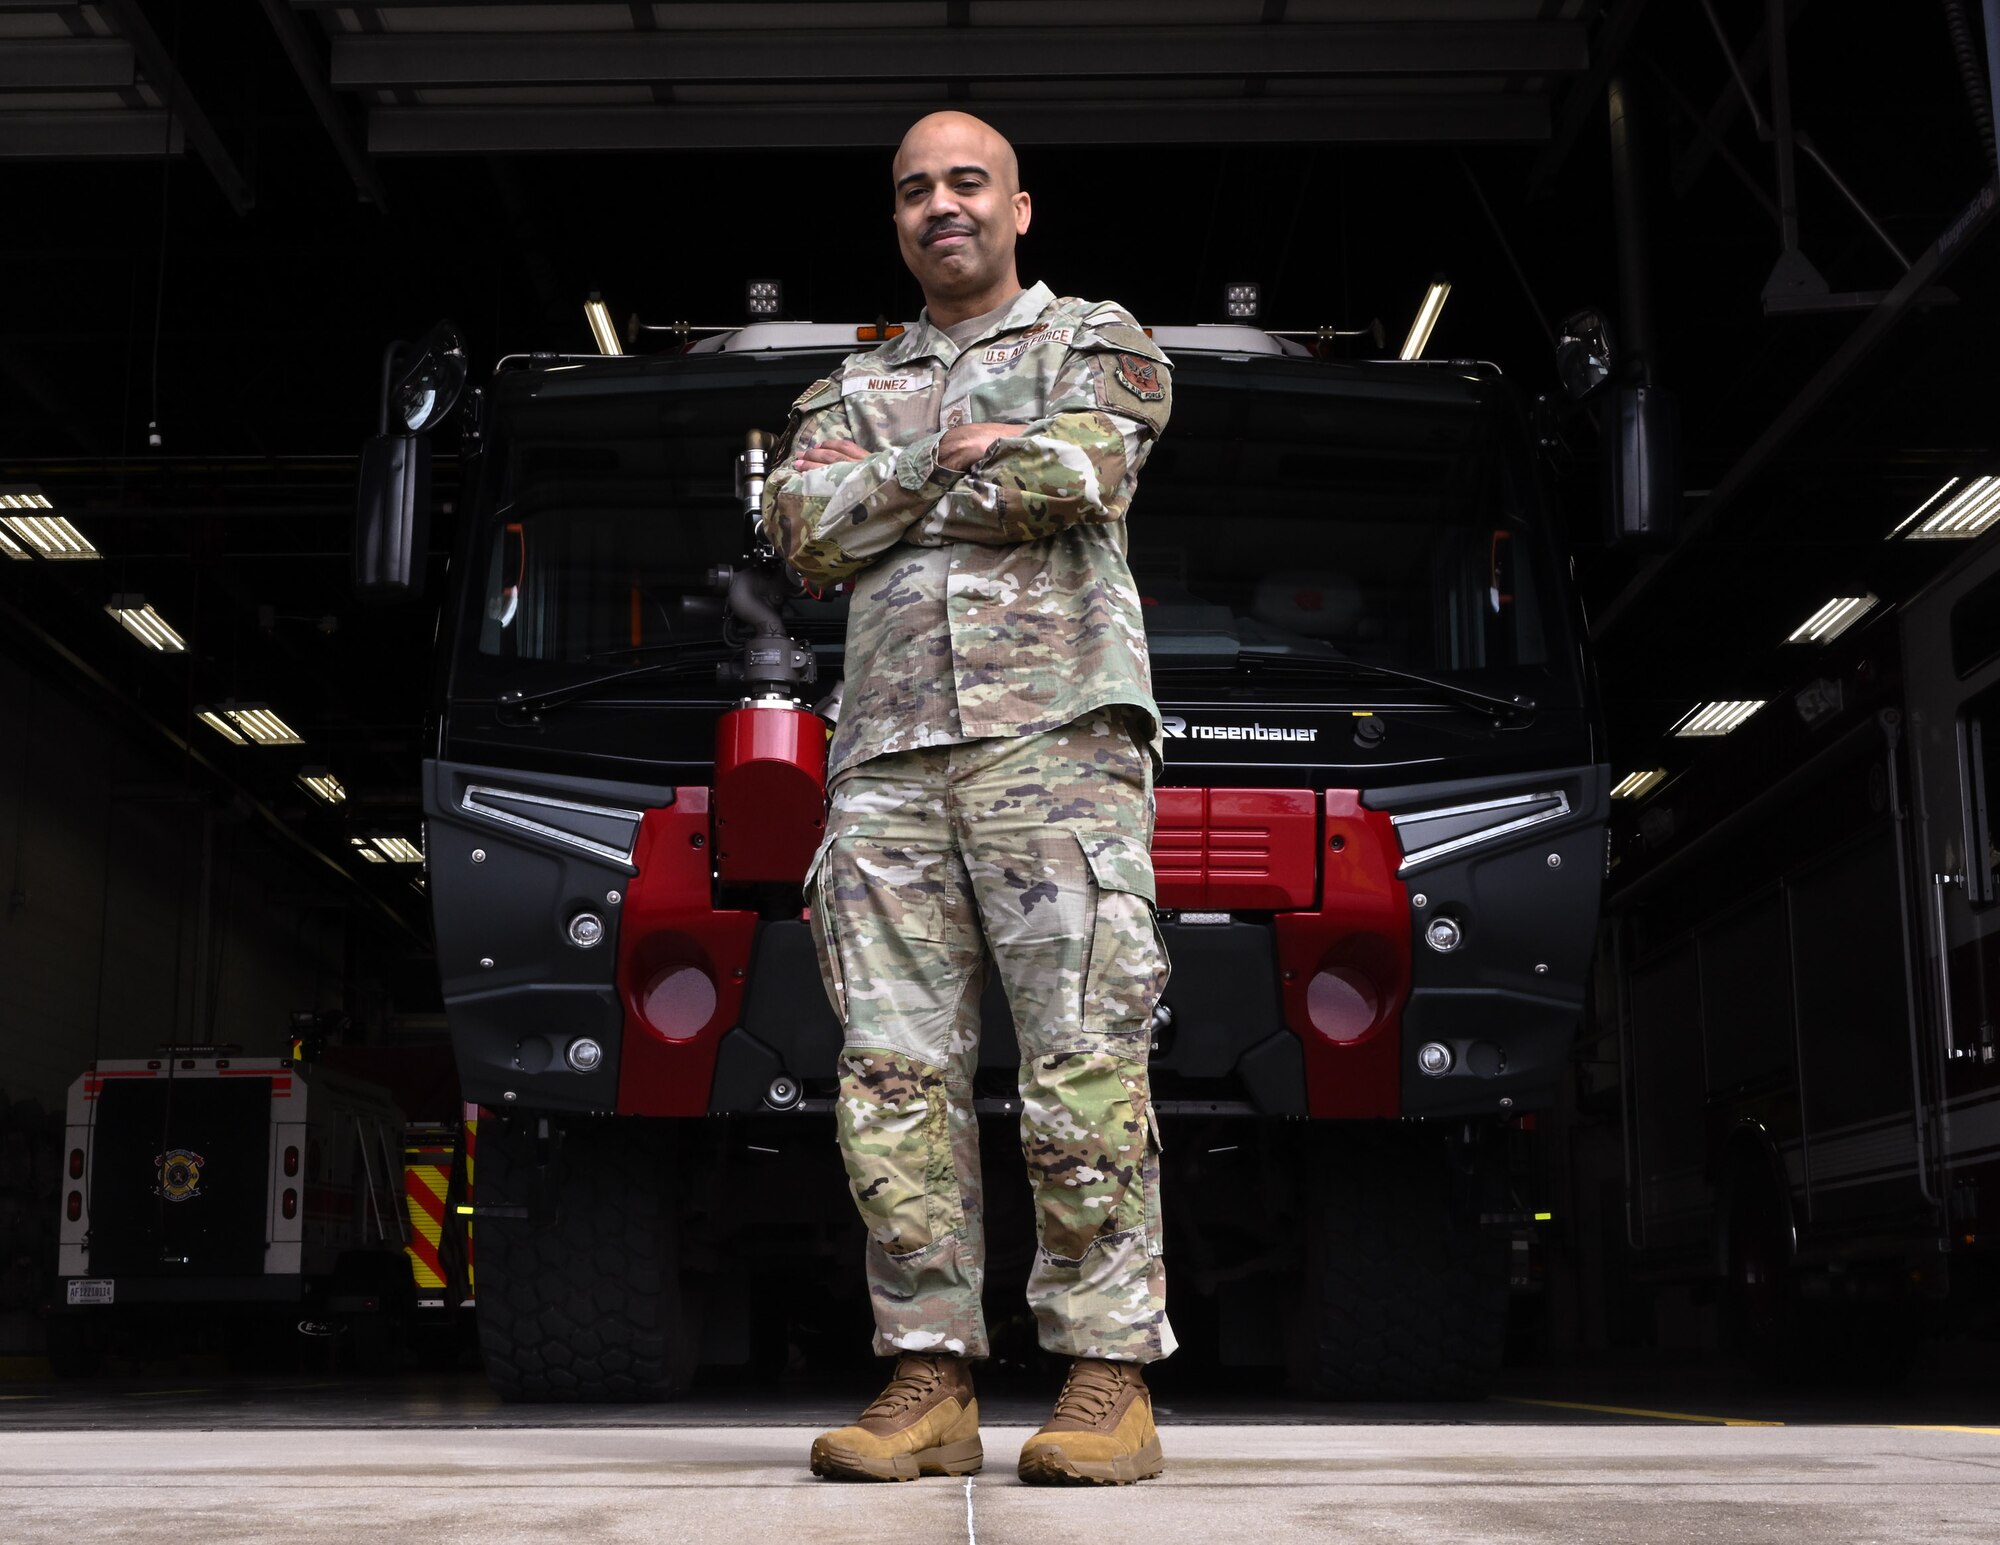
[1113,353,1166,402]
[154,1148,206,1203]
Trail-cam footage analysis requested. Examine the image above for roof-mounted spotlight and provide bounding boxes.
[746,279,783,319]
[1222,282,1261,321]
[584,293,623,356]
[1399,277,1451,361]
[104,595,187,653]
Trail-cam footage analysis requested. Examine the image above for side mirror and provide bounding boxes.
[1603,384,1678,547]
[354,321,465,602]
[1554,308,1615,403]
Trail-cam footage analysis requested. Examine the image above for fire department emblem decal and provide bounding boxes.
[154,1149,205,1203]
[1113,353,1165,401]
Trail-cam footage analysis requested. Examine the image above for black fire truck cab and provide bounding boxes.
[364,316,1611,1401]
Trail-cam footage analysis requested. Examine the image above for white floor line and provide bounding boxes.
[963,1473,977,1545]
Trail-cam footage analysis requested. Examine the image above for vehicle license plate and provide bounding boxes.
[65,1280,114,1306]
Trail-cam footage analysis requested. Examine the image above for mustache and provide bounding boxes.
[921,220,975,247]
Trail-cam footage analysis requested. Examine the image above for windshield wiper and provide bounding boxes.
[1157,648,1533,723]
[498,650,734,714]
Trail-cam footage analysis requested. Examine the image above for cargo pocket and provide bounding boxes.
[1140,1097,1166,1259]
[804,833,848,1024]
[1075,830,1171,1037]
[837,1048,964,1257]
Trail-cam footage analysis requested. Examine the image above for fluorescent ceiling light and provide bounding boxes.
[196,703,303,746]
[297,768,346,806]
[1399,278,1451,361]
[0,486,53,510]
[1610,769,1668,800]
[1786,594,1878,644]
[1888,477,1960,536]
[1906,475,2000,540]
[104,595,187,653]
[1,513,99,559]
[0,526,25,560]
[197,709,248,745]
[1673,700,1767,738]
[369,835,424,864]
[350,837,387,864]
[584,293,622,356]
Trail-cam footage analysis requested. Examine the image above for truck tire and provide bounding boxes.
[1298,1131,1508,1401]
[475,1116,694,1401]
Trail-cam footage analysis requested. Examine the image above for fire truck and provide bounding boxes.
[356,310,1617,1400]
[48,1048,429,1372]
[1604,525,2000,1373]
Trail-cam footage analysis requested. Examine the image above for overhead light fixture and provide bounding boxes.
[1888,476,1961,537]
[1903,475,2000,540]
[1673,700,1767,738]
[104,595,187,653]
[1222,282,1261,321]
[1399,278,1451,361]
[297,767,347,806]
[350,836,387,864]
[0,486,99,559]
[1610,769,1668,800]
[369,834,424,864]
[584,293,622,356]
[0,525,25,560]
[196,702,303,746]
[746,279,783,319]
[1786,594,1878,644]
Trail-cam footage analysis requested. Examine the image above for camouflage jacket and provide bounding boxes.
[759,282,1171,779]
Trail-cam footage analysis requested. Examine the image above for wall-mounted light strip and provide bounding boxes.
[104,595,187,653]
[1673,700,1767,737]
[1610,769,1668,800]
[1786,594,1878,644]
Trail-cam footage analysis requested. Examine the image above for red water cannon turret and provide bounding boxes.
[711,428,828,886]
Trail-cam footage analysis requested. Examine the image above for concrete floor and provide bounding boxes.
[7,1413,2000,1543]
[7,1369,2000,1543]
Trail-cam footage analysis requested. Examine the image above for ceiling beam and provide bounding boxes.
[97,0,254,214]
[0,108,183,157]
[1527,0,1652,196]
[370,94,1550,154]
[332,23,1587,88]
[1588,179,2000,641]
[0,39,133,89]
[251,0,388,208]
[1671,0,1810,196]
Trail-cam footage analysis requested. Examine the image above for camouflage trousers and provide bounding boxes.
[805,708,1175,1364]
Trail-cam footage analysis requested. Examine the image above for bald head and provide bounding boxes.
[890,111,1032,328]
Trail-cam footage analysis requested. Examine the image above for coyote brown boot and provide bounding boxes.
[809,1353,982,1481]
[1017,1357,1164,1485]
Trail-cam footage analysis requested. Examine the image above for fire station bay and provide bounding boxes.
[6,6,2000,1542]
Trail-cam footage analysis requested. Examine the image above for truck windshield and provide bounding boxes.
[451,358,1576,705]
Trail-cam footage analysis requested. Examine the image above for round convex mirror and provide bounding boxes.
[390,321,467,435]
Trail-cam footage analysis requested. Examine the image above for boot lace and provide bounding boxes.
[860,1355,947,1422]
[1050,1359,1127,1427]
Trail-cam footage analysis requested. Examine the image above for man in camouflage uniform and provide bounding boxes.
[760,111,1174,1486]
